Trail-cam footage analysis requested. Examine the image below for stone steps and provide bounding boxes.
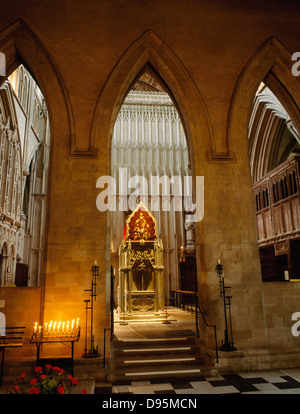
[108,336,217,383]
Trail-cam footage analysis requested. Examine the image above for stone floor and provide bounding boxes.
[93,368,300,394]
[12,367,297,394]
[113,305,198,340]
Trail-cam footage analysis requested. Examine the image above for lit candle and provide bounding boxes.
[71,319,74,332]
[95,260,97,266]
[62,322,65,333]
[39,326,41,334]
[34,322,37,334]
[67,321,69,333]
[45,322,48,332]
[76,318,79,329]
[218,259,221,264]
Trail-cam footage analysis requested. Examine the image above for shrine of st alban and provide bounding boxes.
[0,0,300,398]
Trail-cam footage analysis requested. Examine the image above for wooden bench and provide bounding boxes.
[0,327,25,386]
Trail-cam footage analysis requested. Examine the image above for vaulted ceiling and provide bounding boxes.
[248,83,300,182]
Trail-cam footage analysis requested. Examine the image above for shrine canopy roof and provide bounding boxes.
[123,202,158,242]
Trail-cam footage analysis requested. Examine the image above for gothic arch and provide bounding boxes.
[0,19,75,154]
[90,30,214,175]
[0,241,8,255]
[0,79,23,179]
[227,36,300,159]
[0,241,8,286]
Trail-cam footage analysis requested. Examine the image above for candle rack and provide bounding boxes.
[30,320,80,375]
[82,263,100,358]
[31,328,80,342]
[216,261,236,352]
[31,319,80,342]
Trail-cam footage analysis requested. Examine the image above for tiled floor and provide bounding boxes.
[94,369,300,394]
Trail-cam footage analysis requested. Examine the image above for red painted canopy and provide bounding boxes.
[123,203,157,242]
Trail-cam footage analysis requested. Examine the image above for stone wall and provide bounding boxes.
[0,287,41,360]
[0,0,300,367]
[262,282,300,346]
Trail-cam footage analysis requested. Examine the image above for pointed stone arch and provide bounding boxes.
[0,241,8,286]
[90,30,214,174]
[227,36,300,159]
[0,19,75,154]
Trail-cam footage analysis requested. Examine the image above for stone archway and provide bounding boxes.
[0,18,75,317]
[225,36,300,348]
[0,19,74,150]
[90,29,214,172]
[226,36,300,160]
[91,30,213,328]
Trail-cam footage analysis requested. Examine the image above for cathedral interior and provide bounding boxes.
[0,0,300,394]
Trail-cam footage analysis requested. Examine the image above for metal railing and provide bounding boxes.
[195,302,218,363]
[103,328,111,368]
[170,290,218,363]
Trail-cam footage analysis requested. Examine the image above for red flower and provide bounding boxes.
[82,388,87,394]
[15,366,80,394]
[58,386,65,394]
[29,386,40,394]
[70,377,79,385]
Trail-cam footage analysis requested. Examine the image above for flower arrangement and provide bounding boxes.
[12,365,87,394]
